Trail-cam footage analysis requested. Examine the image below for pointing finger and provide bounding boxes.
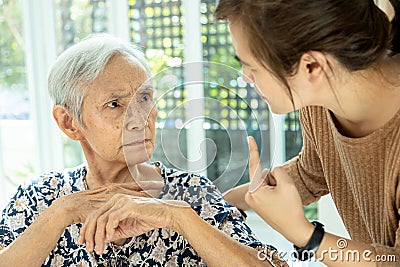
[247,136,265,193]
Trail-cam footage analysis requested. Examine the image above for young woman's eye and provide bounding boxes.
[106,101,120,108]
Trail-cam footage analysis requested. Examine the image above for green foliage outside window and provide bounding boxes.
[0,0,25,88]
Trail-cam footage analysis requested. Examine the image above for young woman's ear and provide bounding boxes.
[300,51,332,83]
[52,105,83,141]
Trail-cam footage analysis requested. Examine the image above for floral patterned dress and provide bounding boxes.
[0,162,286,266]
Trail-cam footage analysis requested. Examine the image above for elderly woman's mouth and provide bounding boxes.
[123,139,151,146]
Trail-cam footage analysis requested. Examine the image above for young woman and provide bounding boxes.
[220,0,400,266]
[79,1,399,266]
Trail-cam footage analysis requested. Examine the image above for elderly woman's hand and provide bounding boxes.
[77,195,190,254]
[55,181,164,227]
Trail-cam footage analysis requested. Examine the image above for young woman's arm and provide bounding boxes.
[246,136,398,266]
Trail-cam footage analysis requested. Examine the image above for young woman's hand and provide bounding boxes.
[77,195,190,254]
[245,136,314,247]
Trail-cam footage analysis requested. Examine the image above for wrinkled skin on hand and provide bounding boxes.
[56,181,163,226]
[78,194,189,254]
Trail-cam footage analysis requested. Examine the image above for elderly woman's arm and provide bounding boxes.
[223,183,252,211]
[0,198,74,267]
[0,186,112,267]
[0,182,161,267]
[79,195,274,267]
[171,205,271,267]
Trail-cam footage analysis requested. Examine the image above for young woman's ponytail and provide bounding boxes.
[389,0,400,54]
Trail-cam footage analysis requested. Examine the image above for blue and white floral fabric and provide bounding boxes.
[0,162,282,266]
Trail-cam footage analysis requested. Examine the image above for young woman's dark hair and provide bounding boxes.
[216,0,398,103]
[218,2,400,266]
[390,0,400,54]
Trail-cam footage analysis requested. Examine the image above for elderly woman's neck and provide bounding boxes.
[84,162,162,189]
[85,163,138,189]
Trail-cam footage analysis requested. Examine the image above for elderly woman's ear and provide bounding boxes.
[53,105,84,141]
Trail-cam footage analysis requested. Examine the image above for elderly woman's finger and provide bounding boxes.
[78,195,119,250]
[94,195,133,253]
[94,210,113,254]
[82,212,97,252]
[105,203,137,242]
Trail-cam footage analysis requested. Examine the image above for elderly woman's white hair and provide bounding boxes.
[48,33,150,125]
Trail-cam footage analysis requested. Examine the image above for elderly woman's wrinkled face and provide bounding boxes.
[79,54,157,165]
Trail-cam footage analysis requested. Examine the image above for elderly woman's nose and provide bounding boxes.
[125,105,148,130]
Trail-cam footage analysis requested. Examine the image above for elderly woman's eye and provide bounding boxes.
[141,94,151,102]
[107,101,120,108]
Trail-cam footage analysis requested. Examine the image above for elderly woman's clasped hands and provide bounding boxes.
[54,180,165,252]
[77,189,189,255]
[58,181,163,226]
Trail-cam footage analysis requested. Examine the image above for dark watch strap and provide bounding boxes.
[293,221,325,261]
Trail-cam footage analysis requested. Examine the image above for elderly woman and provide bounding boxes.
[0,34,284,267]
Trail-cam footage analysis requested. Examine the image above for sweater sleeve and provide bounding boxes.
[371,177,400,266]
[370,145,400,266]
[371,217,400,266]
[372,245,400,266]
[283,107,329,206]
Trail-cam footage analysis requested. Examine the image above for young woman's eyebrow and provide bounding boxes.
[235,54,252,67]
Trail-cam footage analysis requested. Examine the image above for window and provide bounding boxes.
[0,0,35,205]
[1,0,304,219]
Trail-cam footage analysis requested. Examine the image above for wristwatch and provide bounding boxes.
[293,221,325,261]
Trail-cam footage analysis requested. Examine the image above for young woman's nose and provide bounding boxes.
[241,66,255,84]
